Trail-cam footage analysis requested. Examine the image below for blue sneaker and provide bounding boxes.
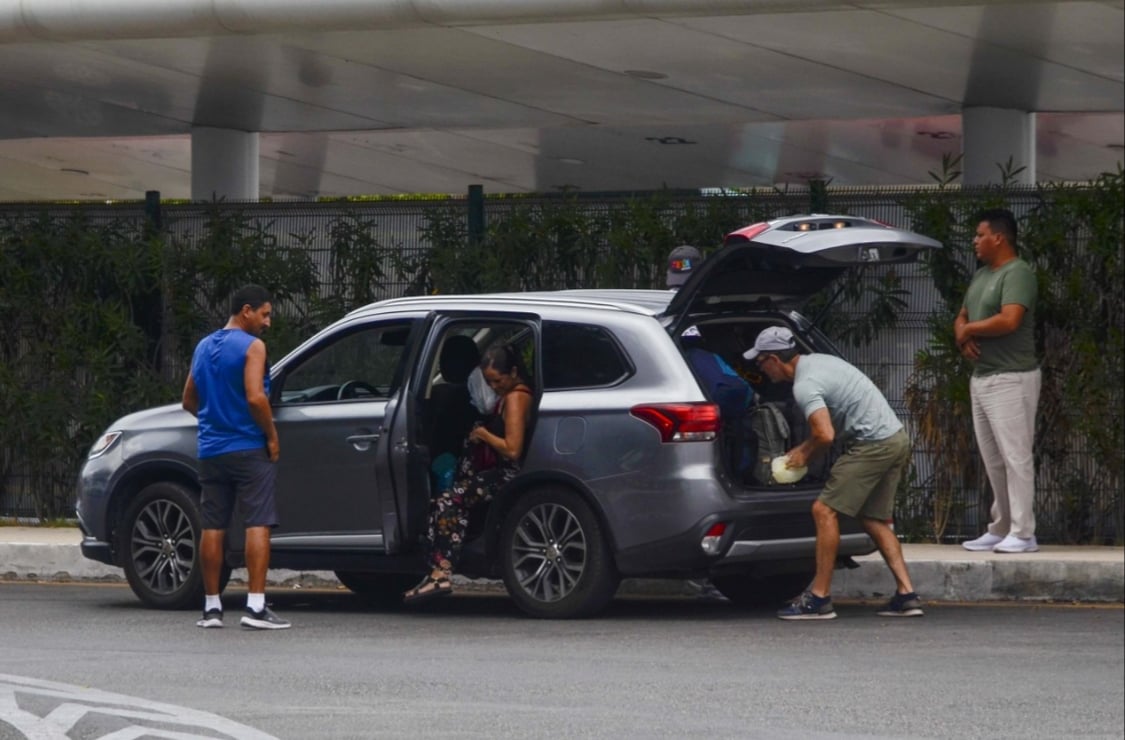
[877,591,924,617]
[777,590,837,620]
[240,606,291,630]
[195,608,223,629]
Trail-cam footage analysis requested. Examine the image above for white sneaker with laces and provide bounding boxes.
[993,535,1039,553]
[962,532,1004,551]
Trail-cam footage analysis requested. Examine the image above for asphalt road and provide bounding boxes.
[1,582,1122,740]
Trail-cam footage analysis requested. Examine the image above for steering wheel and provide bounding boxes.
[336,380,380,400]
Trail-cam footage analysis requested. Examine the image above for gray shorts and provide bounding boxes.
[818,429,911,521]
[199,448,279,530]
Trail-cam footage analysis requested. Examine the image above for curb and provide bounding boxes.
[835,558,1124,603]
[2,540,1122,603]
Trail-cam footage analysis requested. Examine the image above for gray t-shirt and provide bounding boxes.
[793,354,902,443]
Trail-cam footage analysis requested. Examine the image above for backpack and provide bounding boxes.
[686,348,753,419]
[748,402,790,484]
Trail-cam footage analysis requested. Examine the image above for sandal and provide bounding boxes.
[402,572,453,604]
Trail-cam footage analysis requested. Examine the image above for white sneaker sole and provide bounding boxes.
[196,618,223,628]
[877,609,924,617]
[962,539,1004,551]
[994,545,1039,553]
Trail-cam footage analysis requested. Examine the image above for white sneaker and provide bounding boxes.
[993,535,1039,553]
[962,532,1004,551]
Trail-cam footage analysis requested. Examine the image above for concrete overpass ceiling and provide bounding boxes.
[0,0,1121,200]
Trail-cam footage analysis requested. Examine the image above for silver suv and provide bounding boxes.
[76,214,939,618]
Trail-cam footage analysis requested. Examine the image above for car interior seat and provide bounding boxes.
[427,335,482,460]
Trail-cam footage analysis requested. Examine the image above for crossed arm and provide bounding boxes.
[954,304,1026,361]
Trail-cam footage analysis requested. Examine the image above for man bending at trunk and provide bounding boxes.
[745,326,922,621]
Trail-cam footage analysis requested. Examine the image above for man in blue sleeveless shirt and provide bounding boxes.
[745,326,923,621]
[182,284,288,630]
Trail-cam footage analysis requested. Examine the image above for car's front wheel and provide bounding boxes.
[119,481,227,609]
[500,486,618,619]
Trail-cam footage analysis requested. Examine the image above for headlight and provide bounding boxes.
[88,431,122,459]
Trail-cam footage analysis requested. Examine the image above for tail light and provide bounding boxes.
[722,221,769,246]
[700,522,727,555]
[630,403,720,442]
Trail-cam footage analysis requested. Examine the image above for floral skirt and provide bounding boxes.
[426,441,518,569]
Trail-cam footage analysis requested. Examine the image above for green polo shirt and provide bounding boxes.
[962,257,1039,377]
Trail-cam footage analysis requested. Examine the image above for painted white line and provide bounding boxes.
[0,674,277,740]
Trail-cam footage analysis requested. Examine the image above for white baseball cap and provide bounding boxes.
[743,326,796,360]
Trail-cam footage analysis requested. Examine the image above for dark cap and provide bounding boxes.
[666,245,703,288]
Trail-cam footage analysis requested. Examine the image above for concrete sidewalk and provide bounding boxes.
[1,526,1121,603]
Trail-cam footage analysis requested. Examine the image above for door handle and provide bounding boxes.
[346,433,381,451]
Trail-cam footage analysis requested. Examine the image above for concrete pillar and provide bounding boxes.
[961,107,1036,186]
[191,127,260,201]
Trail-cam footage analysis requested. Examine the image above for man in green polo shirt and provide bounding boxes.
[955,209,1041,554]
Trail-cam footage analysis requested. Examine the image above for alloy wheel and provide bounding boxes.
[129,497,196,596]
[509,502,588,603]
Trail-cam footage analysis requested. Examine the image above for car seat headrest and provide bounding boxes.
[439,336,480,384]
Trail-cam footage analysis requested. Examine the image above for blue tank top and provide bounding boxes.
[190,328,270,459]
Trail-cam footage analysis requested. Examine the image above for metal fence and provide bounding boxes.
[1,187,1119,543]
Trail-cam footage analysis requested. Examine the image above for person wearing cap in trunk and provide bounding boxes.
[744,326,922,620]
[679,322,745,602]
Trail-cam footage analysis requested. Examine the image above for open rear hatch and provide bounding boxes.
[664,214,942,321]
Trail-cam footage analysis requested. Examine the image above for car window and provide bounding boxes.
[541,321,631,390]
[277,321,416,404]
[426,327,483,394]
[479,324,537,383]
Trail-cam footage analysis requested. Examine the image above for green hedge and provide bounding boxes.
[1,177,1121,543]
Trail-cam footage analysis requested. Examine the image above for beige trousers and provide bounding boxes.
[970,368,1041,539]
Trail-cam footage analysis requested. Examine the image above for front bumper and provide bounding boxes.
[80,536,115,565]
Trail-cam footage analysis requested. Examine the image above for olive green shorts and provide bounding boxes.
[818,429,911,520]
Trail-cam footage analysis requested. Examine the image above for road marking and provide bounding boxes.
[0,674,277,739]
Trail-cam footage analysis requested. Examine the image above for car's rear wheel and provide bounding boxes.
[119,481,228,610]
[334,571,419,606]
[711,570,813,607]
[500,486,618,619]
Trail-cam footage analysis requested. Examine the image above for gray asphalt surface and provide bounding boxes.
[1,582,1122,740]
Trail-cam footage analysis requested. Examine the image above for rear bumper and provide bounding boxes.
[612,498,875,577]
[719,532,874,564]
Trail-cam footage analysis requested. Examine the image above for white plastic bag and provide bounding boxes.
[467,366,499,415]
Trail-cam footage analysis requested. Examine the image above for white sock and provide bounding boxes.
[247,593,265,612]
[204,594,222,612]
